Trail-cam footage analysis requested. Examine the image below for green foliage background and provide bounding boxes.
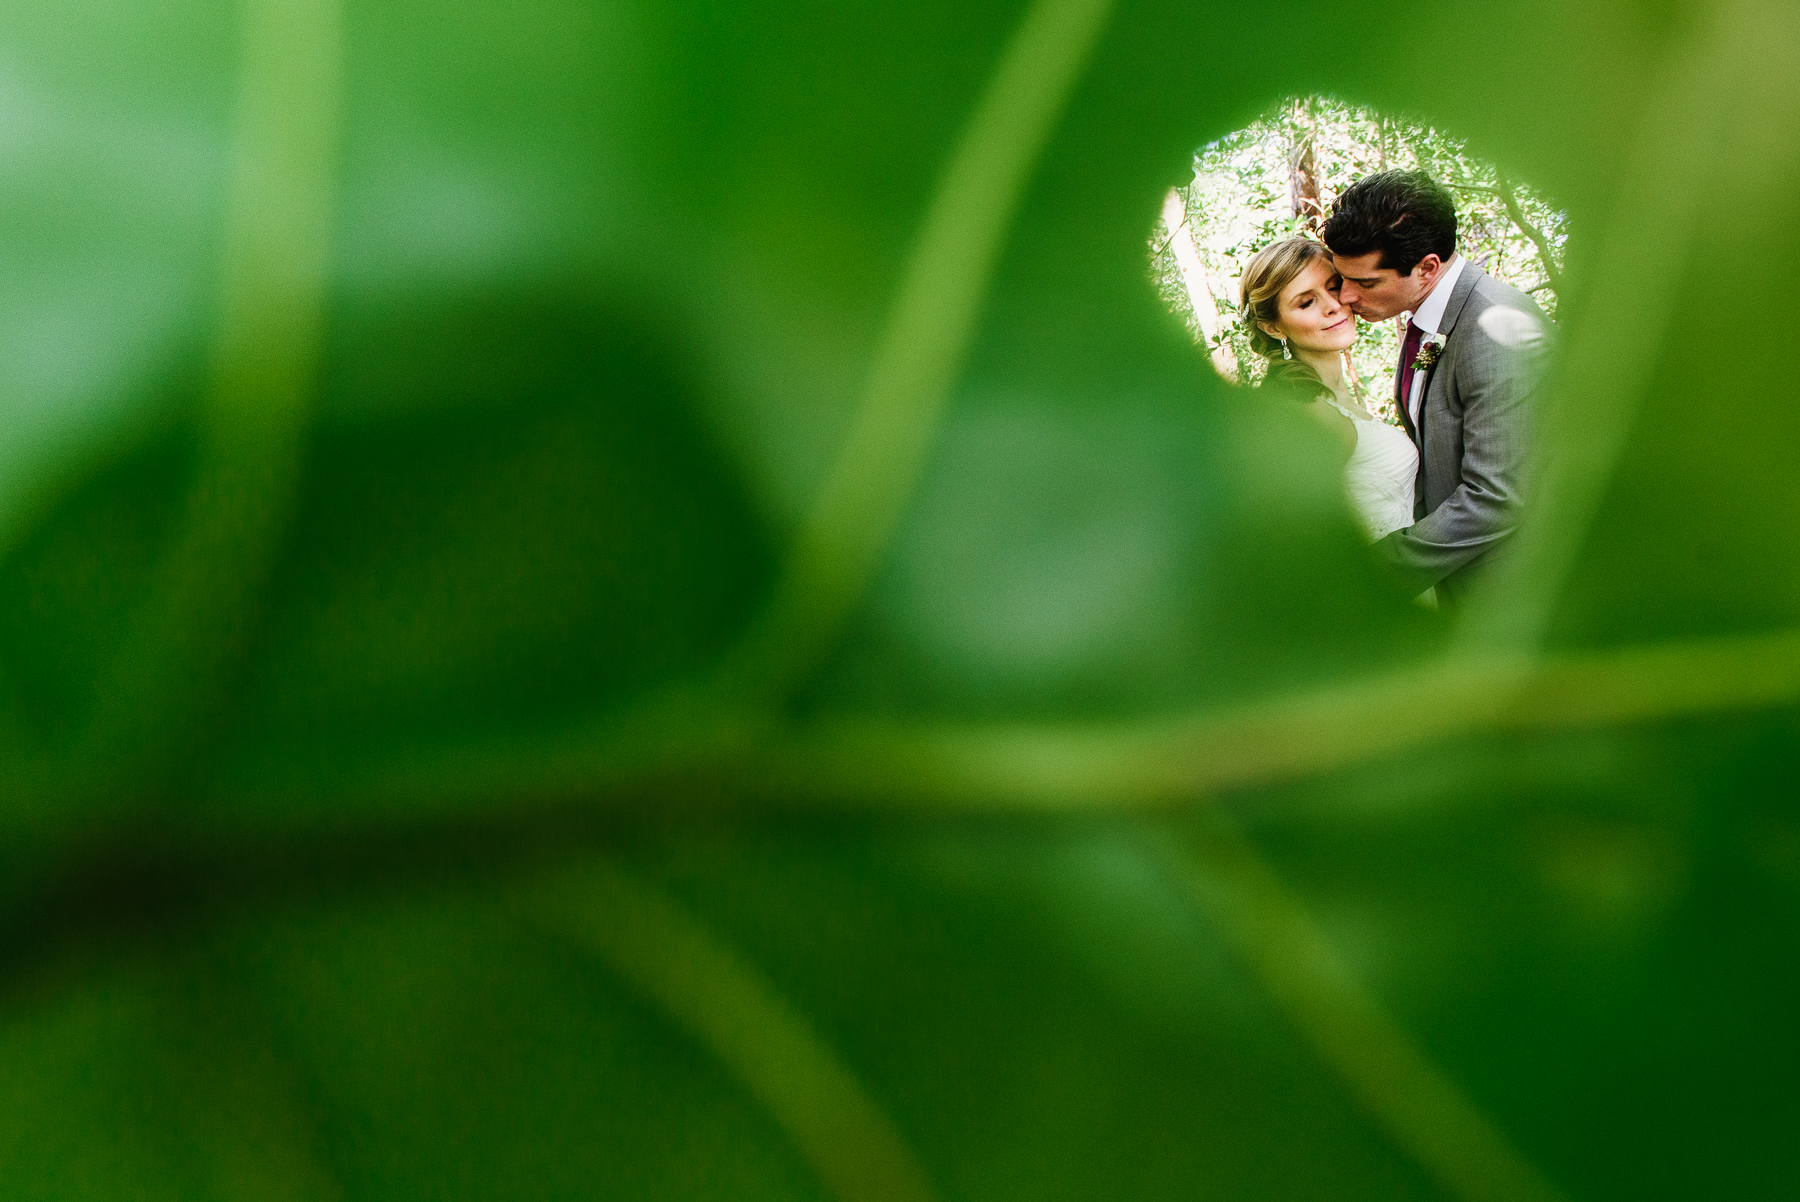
[0,0,1795,1200]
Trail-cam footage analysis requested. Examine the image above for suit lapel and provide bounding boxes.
[1414,263,1485,438]
[1436,262,1484,341]
[1395,383,1418,441]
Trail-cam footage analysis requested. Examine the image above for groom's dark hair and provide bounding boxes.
[1322,169,1457,275]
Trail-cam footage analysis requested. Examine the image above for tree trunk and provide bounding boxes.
[1288,102,1324,231]
[1160,189,1238,381]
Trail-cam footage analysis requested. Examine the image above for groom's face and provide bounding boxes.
[1331,251,1435,322]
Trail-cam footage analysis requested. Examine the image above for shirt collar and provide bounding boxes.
[1405,254,1465,335]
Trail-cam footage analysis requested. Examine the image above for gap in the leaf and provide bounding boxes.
[1150,95,1567,424]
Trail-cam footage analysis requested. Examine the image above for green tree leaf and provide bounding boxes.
[1,0,1796,1198]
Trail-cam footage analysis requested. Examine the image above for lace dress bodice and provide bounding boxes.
[1325,399,1417,541]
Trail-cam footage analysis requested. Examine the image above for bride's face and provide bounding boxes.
[1271,259,1356,354]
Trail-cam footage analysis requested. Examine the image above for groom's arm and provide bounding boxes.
[1376,313,1542,591]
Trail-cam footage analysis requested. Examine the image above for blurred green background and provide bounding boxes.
[1,0,1797,1198]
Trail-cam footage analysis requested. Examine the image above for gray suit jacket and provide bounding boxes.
[1378,263,1550,605]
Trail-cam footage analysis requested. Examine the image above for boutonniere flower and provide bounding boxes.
[1414,333,1447,371]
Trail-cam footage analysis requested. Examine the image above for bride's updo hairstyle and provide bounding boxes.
[1239,236,1332,395]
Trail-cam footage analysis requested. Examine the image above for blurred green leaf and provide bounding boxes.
[2,0,1798,1198]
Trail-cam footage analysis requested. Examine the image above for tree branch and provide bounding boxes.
[1497,172,1563,303]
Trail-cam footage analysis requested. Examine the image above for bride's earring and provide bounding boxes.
[1279,337,1291,360]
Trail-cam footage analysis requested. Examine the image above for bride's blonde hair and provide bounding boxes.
[1239,236,1333,392]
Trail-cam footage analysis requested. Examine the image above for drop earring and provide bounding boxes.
[1279,336,1291,360]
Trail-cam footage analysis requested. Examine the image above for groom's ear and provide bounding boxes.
[1414,253,1444,279]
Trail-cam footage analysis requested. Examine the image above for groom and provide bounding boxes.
[1322,169,1549,606]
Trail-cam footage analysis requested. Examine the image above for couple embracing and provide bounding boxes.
[1241,170,1549,608]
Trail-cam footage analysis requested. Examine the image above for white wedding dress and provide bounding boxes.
[1324,399,1417,541]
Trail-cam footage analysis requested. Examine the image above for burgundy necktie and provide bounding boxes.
[1395,320,1425,433]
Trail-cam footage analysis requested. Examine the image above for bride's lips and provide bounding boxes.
[1323,316,1351,333]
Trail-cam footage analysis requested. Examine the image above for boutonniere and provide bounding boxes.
[1414,333,1447,371]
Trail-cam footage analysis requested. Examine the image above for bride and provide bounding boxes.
[1237,237,1416,542]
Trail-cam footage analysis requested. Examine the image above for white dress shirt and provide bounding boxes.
[1402,253,1466,426]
